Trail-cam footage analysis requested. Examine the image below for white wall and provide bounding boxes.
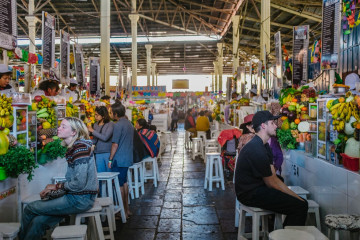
[283,150,359,239]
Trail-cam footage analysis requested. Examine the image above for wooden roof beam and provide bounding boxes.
[176,0,233,14]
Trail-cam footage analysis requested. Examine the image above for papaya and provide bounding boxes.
[0,131,9,155]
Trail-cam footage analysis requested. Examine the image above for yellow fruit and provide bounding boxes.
[42,122,51,129]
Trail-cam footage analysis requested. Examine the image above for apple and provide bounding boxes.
[34,96,42,102]
[37,125,43,131]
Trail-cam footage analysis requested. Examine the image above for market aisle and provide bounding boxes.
[114,125,238,240]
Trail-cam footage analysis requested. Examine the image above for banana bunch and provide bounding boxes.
[332,119,345,132]
[66,105,79,117]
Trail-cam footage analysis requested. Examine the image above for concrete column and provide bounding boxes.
[156,73,158,86]
[260,0,270,92]
[25,0,39,93]
[145,44,152,86]
[151,62,156,86]
[213,61,218,92]
[129,14,139,86]
[232,15,240,74]
[211,72,214,92]
[100,0,111,95]
[217,43,224,92]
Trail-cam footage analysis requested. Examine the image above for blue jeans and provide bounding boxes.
[19,194,96,240]
[95,152,111,172]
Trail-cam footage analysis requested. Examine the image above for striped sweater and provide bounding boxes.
[60,139,98,195]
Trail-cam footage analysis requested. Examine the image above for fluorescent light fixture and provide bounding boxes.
[17,34,218,46]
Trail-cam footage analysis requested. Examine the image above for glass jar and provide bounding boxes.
[310,106,317,119]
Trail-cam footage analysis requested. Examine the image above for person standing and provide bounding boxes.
[108,102,133,219]
[185,108,197,138]
[32,80,60,96]
[19,118,97,239]
[0,64,16,94]
[235,111,308,227]
[87,106,114,173]
[170,107,179,132]
[61,78,79,102]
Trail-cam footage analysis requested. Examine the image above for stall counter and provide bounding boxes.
[283,149,360,238]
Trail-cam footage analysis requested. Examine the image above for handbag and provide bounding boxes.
[41,188,67,201]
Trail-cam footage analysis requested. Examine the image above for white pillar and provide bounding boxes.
[156,73,158,86]
[260,0,270,93]
[211,72,214,92]
[24,0,39,93]
[100,0,111,95]
[145,44,152,86]
[232,15,240,74]
[213,61,218,92]
[151,62,156,86]
[217,43,224,92]
[129,14,139,86]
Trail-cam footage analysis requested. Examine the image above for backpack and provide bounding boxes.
[133,128,147,163]
[222,136,239,156]
[138,129,160,158]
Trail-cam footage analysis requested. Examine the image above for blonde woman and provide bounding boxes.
[19,117,98,240]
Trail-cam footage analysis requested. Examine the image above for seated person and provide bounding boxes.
[235,111,308,227]
[196,110,210,139]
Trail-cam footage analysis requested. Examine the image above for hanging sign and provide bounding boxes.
[293,25,309,86]
[74,44,85,86]
[41,11,55,77]
[118,60,123,90]
[240,66,246,95]
[60,30,70,84]
[321,0,340,70]
[0,0,16,50]
[226,77,232,101]
[89,57,100,95]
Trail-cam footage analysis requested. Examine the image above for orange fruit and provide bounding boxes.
[292,98,298,103]
[294,119,301,124]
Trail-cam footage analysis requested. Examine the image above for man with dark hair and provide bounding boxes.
[108,102,133,219]
[235,111,308,227]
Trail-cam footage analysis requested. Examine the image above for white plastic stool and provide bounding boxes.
[97,172,126,223]
[197,131,207,144]
[163,131,172,150]
[205,139,218,148]
[74,202,105,240]
[308,200,321,231]
[211,130,220,139]
[185,131,193,149]
[204,153,225,191]
[96,198,115,240]
[237,205,276,240]
[142,157,159,187]
[128,162,145,199]
[205,146,219,153]
[269,229,315,240]
[192,137,204,160]
[51,225,87,240]
[284,226,328,240]
[0,223,20,240]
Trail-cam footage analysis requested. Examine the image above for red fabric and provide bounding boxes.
[28,53,37,64]
[217,128,242,147]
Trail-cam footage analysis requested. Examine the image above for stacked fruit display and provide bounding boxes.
[66,101,79,118]
[0,94,14,131]
[129,107,144,126]
[15,110,27,132]
[212,102,224,122]
[80,99,95,126]
[230,98,250,106]
[326,92,360,133]
[32,95,57,129]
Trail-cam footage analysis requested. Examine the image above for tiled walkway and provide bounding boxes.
[114,127,238,240]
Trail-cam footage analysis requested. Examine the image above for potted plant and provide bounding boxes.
[0,146,38,181]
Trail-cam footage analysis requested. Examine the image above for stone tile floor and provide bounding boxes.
[114,130,238,240]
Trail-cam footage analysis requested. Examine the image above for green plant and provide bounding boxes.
[277,129,297,149]
[0,146,38,181]
[45,139,67,160]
